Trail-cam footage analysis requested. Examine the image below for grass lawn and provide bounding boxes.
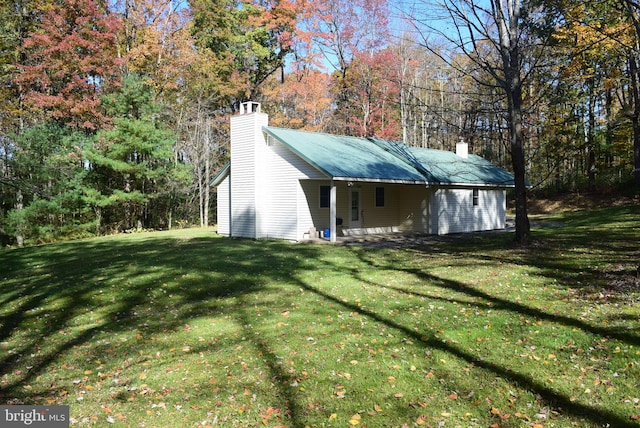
[1,205,639,427]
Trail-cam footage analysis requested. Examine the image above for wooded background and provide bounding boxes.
[1,0,638,246]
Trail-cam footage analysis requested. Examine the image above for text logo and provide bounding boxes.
[0,406,69,427]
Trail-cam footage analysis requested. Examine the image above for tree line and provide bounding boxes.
[0,0,638,246]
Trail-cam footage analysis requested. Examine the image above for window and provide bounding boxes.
[320,185,330,208]
[472,188,479,206]
[375,187,385,207]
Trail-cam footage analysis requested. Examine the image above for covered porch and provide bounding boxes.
[299,179,434,243]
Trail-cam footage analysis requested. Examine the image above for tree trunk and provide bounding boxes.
[507,83,531,245]
[15,189,24,247]
[204,141,210,227]
[498,0,530,245]
[630,56,640,186]
[587,81,597,189]
[95,205,102,235]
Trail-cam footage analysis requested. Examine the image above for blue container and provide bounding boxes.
[323,228,330,238]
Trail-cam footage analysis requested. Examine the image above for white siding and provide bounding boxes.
[225,104,507,240]
[229,111,269,238]
[431,188,506,235]
[216,175,230,235]
[263,138,326,240]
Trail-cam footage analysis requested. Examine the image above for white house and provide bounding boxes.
[212,102,515,243]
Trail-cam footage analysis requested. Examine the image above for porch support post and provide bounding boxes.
[330,180,337,243]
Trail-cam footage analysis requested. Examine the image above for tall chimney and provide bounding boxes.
[456,138,468,159]
[230,102,269,238]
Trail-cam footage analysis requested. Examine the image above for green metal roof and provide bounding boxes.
[263,127,426,183]
[210,162,230,187]
[264,127,515,187]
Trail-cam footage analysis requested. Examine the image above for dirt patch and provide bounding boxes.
[528,190,639,214]
[603,264,640,293]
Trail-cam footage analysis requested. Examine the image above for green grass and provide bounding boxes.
[1,205,639,427]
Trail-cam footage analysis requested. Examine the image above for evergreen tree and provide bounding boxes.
[84,75,189,232]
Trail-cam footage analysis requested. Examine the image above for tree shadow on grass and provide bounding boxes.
[0,233,320,412]
[371,270,640,348]
[1,214,638,427]
[293,268,638,428]
[336,227,640,427]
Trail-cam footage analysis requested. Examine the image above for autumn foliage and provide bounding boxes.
[2,0,640,245]
[15,0,123,130]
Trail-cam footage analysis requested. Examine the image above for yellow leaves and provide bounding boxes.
[348,413,361,425]
[329,412,367,426]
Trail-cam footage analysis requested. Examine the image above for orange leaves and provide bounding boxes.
[333,384,346,399]
[415,415,428,425]
[259,407,284,425]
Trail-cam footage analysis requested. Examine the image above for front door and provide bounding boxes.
[350,189,361,228]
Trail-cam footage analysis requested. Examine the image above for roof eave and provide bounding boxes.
[210,162,230,187]
[332,176,431,185]
[437,182,516,189]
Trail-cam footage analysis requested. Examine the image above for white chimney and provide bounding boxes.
[239,101,262,115]
[230,102,269,238]
[456,139,468,159]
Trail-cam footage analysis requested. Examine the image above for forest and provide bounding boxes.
[1,0,639,246]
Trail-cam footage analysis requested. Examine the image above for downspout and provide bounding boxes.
[228,174,233,237]
[330,180,337,243]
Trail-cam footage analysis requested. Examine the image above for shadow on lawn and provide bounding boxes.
[1,206,638,427]
[322,247,639,427]
[0,233,321,410]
